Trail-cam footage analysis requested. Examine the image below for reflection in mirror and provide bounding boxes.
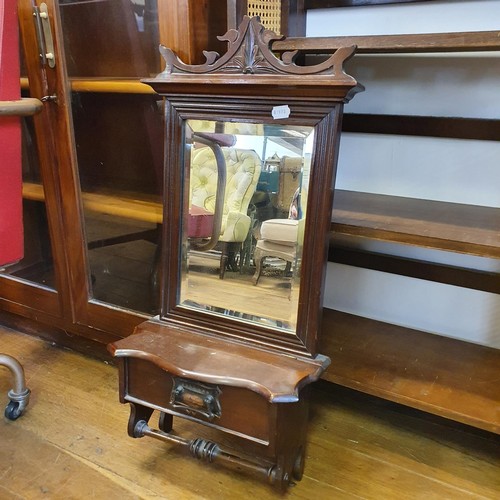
[178,119,314,333]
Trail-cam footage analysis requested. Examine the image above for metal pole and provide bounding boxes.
[0,97,43,117]
[0,354,28,395]
[134,420,276,482]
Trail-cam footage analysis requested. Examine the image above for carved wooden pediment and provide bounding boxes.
[158,16,357,85]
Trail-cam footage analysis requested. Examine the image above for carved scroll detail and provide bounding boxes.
[158,16,356,81]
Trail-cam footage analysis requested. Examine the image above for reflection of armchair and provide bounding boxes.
[190,146,261,278]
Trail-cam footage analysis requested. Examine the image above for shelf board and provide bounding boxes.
[111,320,329,403]
[329,245,500,293]
[23,182,162,223]
[20,77,155,94]
[342,113,500,142]
[25,183,500,258]
[332,190,500,258]
[321,308,500,434]
[273,30,500,54]
[69,79,156,94]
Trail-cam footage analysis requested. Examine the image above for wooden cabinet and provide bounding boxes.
[0,0,226,344]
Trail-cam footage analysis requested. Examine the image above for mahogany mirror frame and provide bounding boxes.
[143,16,362,358]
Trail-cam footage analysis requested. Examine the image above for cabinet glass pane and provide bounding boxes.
[1,112,56,290]
[60,0,163,314]
[1,37,57,288]
[59,0,160,78]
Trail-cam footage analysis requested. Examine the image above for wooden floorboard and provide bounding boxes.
[1,326,499,499]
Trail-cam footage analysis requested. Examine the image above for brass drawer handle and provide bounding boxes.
[171,377,222,420]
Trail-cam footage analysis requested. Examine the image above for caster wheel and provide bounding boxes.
[5,400,23,421]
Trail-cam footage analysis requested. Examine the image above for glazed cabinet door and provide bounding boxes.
[0,0,74,326]
[55,0,226,335]
[56,0,165,330]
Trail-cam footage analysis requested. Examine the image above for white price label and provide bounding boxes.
[272,105,290,120]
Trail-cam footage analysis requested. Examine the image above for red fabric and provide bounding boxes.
[188,205,214,239]
[0,0,23,266]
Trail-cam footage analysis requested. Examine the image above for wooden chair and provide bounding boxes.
[253,188,302,286]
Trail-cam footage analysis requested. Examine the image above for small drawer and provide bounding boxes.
[124,357,271,443]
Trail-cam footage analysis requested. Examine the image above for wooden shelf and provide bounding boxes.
[23,182,162,223]
[342,114,500,142]
[329,246,500,294]
[332,190,500,258]
[24,183,500,258]
[111,319,329,403]
[20,77,155,94]
[320,308,500,434]
[273,30,500,54]
[69,79,156,94]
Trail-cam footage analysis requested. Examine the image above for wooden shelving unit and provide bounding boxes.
[321,309,500,434]
[324,189,500,433]
[279,27,500,434]
[328,184,500,409]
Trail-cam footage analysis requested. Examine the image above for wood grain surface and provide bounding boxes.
[1,325,499,498]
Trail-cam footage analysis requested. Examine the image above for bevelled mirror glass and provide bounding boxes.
[179,119,314,333]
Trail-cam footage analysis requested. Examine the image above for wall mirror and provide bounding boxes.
[110,16,362,491]
[144,15,362,356]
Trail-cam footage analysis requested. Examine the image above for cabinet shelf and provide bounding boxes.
[273,29,500,54]
[24,183,500,258]
[23,182,162,223]
[321,308,500,434]
[69,79,156,94]
[332,190,500,258]
[20,77,155,94]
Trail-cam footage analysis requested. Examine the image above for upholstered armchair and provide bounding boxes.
[190,146,261,278]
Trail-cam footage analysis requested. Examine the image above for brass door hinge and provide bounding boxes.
[33,3,55,68]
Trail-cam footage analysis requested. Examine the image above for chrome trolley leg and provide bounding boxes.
[0,97,41,421]
[0,354,31,420]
